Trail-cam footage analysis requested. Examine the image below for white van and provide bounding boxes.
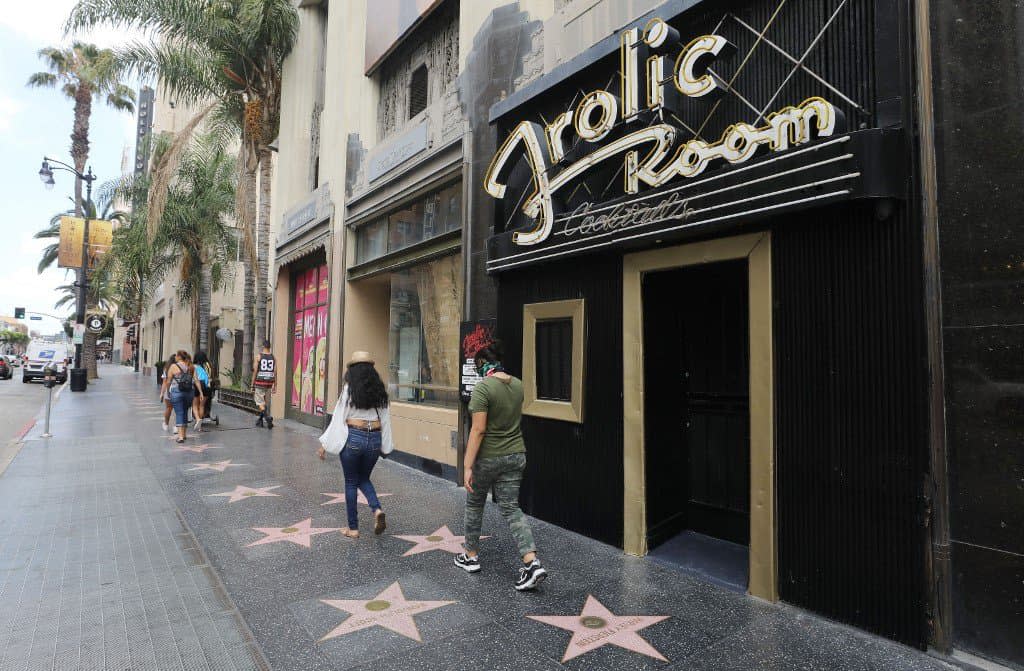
[22,341,70,384]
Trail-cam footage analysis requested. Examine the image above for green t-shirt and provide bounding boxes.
[468,375,526,459]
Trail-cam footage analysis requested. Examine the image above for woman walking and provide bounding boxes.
[318,351,391,539]
[166,350,204,443]
[159,353,177,433]
[455,343,547,591]
[192,351,213,431]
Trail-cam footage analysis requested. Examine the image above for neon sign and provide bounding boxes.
[484,18,844,247]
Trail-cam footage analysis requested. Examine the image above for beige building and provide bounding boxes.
[137,90,246,382]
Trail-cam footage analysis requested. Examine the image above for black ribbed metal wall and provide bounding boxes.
[497,254,624,548]
[773,201,929,648]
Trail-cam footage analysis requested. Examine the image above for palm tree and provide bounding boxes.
[28,41,135,379]
[154,134,238,352]
[67,0,299,372]
[27,42,135,217]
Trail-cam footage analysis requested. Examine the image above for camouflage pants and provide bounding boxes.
[464,452,536,557]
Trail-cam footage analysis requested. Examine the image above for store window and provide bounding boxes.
[355,181,462,265]
[290,264,330,417]
[388,253,462,408]
[522,299,586,423]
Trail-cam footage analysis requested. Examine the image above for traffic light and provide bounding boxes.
[14,307,24,319]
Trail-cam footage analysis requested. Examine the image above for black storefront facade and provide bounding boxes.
[476,0,943,656]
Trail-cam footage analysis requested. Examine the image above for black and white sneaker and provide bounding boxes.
[266,417,274,429]
[453,553,481,573]
[255,416,264,427]
[515,560,547,591]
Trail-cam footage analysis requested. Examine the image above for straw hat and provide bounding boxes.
[347,351,375,367]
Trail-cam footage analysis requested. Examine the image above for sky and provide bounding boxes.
[0,2,143,337]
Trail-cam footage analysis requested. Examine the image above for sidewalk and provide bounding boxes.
[1,365,959,670]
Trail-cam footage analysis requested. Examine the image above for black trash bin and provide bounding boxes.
[69,367,88,392]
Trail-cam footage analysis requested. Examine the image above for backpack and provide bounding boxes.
[175,364,194,392]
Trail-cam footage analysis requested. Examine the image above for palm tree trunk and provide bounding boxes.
[254,147,273,359]
[198,262,212,353]
[84,330,98,379]
[71,85,95,378]
[243,262,254,382]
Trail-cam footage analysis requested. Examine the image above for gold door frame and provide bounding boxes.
[622,231,776,601]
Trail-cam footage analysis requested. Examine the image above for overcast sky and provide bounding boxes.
[0,3,142,336]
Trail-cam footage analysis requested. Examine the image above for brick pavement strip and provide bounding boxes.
[0,367,961,671]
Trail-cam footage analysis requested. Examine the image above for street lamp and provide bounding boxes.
[37,156,96,392]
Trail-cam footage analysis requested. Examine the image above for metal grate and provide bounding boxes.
[535,318,573,401]
[409,65,428,118]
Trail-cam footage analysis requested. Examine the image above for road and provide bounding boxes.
[0,365,54,474]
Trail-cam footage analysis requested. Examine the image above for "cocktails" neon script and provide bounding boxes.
[484,18,843,246]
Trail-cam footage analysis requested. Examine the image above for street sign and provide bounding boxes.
[29,316,42,320]
[72,323,85,345]
[86,314,106,334]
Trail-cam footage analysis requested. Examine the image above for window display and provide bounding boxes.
[355,181,461,265]
[388,253,462,408]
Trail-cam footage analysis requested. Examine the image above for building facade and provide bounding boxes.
[269,1,1022,666]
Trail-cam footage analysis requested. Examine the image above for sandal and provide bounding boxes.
[341,528,359,539]
[175,438,185,444]
[374,511,387,535]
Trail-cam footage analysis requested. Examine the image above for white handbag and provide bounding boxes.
[319,395,348,455]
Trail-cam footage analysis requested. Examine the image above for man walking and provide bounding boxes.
[253,339,277,429]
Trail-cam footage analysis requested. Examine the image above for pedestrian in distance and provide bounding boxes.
[159,353,178,433]
[318,351,393,539]
[166,350,204,443]
[193,351,213,431]
[455,342,548,591]
[253,339,276,429]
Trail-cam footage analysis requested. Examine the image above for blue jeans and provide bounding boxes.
[168,386,194,427]
[338,428,383,530]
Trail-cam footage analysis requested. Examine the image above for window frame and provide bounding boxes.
[522,299,585,423]
[408,63,429,119]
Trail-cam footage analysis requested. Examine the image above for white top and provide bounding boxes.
[318,385,394,455]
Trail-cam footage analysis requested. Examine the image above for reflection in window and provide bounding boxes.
[354,181,462,265]
[388,254,462,409]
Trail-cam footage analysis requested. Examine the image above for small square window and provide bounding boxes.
[523,299,585,423]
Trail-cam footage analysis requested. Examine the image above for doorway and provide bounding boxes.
[642,259,751,588]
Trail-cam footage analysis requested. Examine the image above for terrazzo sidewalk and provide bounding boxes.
[1,366,963,670]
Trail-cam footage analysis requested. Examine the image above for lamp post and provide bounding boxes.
[39,157,96,392]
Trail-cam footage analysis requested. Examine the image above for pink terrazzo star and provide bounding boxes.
[393,525,487,557]
[320,492,393,506]
[527,595,670,663]
[207,485,281,503]
[171,444,221,453]
[186,460,245,472]
[247,518,341,548]
[319,582,455,643]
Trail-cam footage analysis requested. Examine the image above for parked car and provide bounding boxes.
[2,354,21,368]
[0,357,11,380]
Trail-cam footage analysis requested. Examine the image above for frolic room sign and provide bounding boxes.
[484,17,850,257]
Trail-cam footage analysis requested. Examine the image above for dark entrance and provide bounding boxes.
[643,259,751,581]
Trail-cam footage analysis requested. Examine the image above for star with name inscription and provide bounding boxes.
[186,460,245,472]
[171,443,221,453]
[247,518,341,548]
[528,595,669,663]
[319,582,455,643]
[207,485,281,503]
[320,491,392,506]
[393,525,487,557]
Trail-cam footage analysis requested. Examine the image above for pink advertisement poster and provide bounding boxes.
[300,310,316,414]
[314,305,328,415]
[291,313,303,408]
[318,264,329,304]
[294,273,304,310]
[305,269,317,307]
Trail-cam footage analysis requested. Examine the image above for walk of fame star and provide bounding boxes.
[207,485,281,503]
[247,518,341,548]
[393,525,487,557]
[319,582,455,643]
[320,492,393,506]
[527,595,670,663]
[171,444,221,453]
[186,460,245,472]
